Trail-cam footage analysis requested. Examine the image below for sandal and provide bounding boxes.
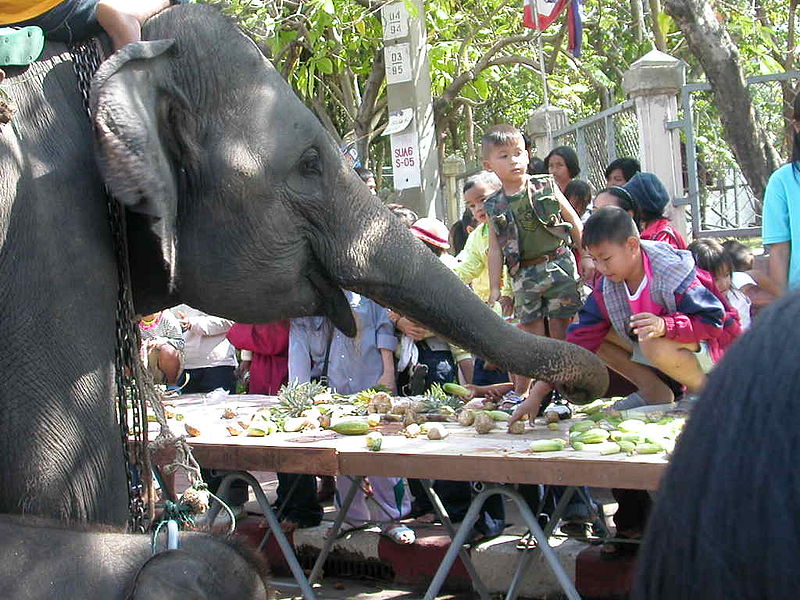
[381,524,416,545]
[560,520,591,538]
[600,532,641,559]
[516,531,538,551]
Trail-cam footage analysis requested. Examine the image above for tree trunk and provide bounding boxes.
[648,0,666,51]
[662,0,780,202]
[353,48,386,169]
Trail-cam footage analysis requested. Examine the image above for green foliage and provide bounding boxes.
[200,0,796,173]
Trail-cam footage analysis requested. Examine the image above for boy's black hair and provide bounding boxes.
[564,179,592,214]
[597,186,641,225]
[604,157,641,183]
[481,124,525,157]
[689,238,732,277]
[582,206,639,249]
[449,209,476,255]
[721,239,753,272]
[463,170,501,194]
[545,146,581,178]
[528,156,548,175]
[634,291,800,599]
[355,167,374,182]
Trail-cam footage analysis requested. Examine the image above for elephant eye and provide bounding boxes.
[299,150,322,177]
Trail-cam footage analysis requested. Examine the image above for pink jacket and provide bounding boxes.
[227,321,290,395]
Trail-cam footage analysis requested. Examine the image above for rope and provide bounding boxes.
[68,39,208,532]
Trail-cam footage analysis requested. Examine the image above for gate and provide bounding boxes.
[552,99,640,193]
[670,71,800,238]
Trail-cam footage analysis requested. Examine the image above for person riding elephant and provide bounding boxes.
[0,3,606,535]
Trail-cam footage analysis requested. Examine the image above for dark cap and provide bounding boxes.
[623,172,670,217]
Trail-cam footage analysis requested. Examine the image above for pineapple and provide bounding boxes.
[274,380,330,419]
[417,383,462,413]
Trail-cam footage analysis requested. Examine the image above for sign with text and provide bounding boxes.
[381,2,409,40]
[384,43,412,85]
[390,128,421,190]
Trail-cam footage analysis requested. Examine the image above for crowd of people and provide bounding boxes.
[135,120,787,554]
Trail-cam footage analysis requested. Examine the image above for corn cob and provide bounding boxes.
[573,428,611,444]
[486,410,511,422]
[635,442,663,454]
[530,439,567,452]
[598,442,621,455]
[618,419,647,433]
[616,440,636,455]
[443,382,472,398]
[569,420,596,433]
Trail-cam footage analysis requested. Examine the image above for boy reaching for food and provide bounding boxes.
[509,206,741,424]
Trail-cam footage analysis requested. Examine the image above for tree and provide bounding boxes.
[662,0,784,202]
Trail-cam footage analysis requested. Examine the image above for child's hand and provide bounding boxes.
[487,288,501,307]
[630,312,666,340]
[395,316,432,341]
[580,255,595,282]
[508,395,540,427]
[499,296,514,317]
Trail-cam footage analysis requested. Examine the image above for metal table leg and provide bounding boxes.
[505,485,576,600]
[420,480,492,600]
[214,471,317,599]
[423,486,580,600]
[307,475,364,586]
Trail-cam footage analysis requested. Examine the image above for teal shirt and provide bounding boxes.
[763,163,800,289]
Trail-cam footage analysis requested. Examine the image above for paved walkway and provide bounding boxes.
[173,470,623,598]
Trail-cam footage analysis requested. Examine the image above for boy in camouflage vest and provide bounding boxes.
[484,125,592,395]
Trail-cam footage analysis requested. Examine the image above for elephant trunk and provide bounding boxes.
[317,173,608,404]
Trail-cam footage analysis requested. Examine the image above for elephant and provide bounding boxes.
[0,2,606,531]
[0,515,269,599]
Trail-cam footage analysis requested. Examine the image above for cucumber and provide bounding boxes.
[329,420,370,435]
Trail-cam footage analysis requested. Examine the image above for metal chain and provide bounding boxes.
[69,39,149,533]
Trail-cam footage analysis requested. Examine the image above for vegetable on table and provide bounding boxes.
[329,420,370,435]
[530,439,567,452]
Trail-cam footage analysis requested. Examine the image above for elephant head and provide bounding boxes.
[91,5,607,402]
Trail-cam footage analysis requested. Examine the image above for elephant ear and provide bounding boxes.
[91,40,200,288]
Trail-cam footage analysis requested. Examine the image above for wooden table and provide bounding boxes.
[155,394,339,475]
[153,395,671,600]
[334,421,667,490]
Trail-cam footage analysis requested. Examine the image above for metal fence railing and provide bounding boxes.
[677,71,800,238]
[553,99,639,192]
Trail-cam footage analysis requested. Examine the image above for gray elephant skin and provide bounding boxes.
[0,0,606,547]
[0,515,269,599]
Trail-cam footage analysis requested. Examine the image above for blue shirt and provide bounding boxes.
[288,291,397,395]
[763,163,800,289]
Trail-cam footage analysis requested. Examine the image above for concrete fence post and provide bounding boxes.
[525,105,568,160]
[623,49,688,239]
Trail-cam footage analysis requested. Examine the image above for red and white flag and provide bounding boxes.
[523,0,569,30]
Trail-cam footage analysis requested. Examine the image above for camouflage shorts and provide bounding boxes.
[512,250,583,323]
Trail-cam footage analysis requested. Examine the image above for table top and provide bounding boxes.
[153,393,668,490]
[152,394,340,476]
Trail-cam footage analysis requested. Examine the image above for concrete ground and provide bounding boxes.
[173,470,623,598]
[272,577,473,599]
